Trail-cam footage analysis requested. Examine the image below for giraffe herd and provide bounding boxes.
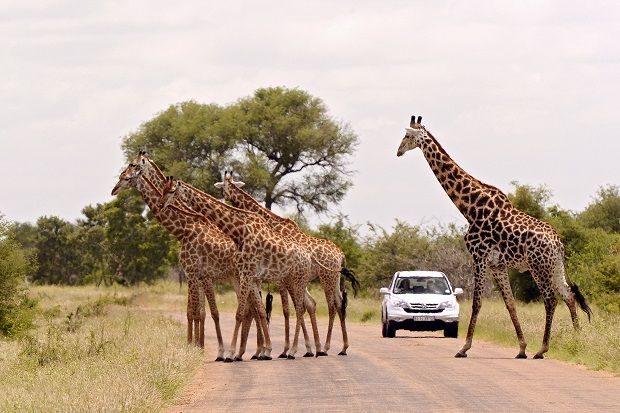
[112,152,359,361]
[111,114,591,362]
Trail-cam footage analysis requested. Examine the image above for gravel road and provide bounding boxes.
[168,313,620,413]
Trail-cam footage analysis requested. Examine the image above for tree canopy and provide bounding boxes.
[122,87,358,214]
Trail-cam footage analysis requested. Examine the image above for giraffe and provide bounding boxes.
[133,153,321,359]
[158,176,321,361]
[215,171,360,355]
[111,161,265,360]
[396,115,591,359]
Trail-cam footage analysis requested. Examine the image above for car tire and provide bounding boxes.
[386,321,396,338]
[444,322,458,338]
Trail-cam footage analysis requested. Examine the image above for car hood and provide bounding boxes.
[393,293,453,304]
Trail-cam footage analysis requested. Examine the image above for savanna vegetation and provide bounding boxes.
[1,86,619,411]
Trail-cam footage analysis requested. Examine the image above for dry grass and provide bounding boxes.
[459,298,620,374]
[0,283,202,413]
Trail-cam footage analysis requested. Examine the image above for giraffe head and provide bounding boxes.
[111,163,143,195]
[214,171,245,203]
[396,115,426,157]
[159,176,186,209]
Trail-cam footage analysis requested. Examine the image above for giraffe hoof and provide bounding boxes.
[214,357,225,362]
[337,351,346,356]
[250,355,259,360]
[233,356,243,362]
[259,355,272,361]
[454,352,467,358]
[303,352,314,358]
[533,353,544,359]
[286,355,295,360]
[224,357,234,363]
[278,353,288,359]
[317,351,329,357]
[515,353,528,359]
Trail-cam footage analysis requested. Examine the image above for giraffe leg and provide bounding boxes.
[288,285,308,359]
[336,290,349,356]
[249,285,272,360]
[304,289,324,357]
[278,286,291,358]
[534,293,557,359]
[236,309,254,362]
[203,278,224,360]
[226,284,248,362]
[491,267,527,358]
[456,261,485,358]
[252,310,265,360]
[186,276,202,347]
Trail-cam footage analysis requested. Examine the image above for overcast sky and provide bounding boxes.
[2,1,619,232]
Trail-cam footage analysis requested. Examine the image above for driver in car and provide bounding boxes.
[426,279,443,294]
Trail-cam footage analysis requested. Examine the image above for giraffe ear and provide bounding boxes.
[232,180,245,188]
[214,182,224,189]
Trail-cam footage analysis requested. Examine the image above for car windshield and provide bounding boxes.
[393,276,450,295]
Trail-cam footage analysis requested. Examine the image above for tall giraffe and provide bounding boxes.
[396,115,591,359]
[159,177,321,361]
[215,172,360,355]
[133,153,320,359]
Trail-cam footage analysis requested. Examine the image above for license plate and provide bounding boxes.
[414,316,435,322]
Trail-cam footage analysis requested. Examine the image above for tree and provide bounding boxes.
[31,216,82,284]
[229,87,358,214]
[578,185,620,233]
[121,87,358,215]
[102,191,176,285]
[0,215,37,337]
[122,101,235,198]
[310,215,363,270]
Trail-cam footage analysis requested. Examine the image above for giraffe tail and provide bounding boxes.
[265,292,273,325]
[340,267,360,297]
[570,283,592,322]
[341,290,348,319]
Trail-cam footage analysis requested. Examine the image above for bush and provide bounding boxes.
[0,215,37,337]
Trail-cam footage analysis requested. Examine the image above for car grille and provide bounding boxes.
[404,303,443,313]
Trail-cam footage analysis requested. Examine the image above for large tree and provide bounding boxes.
[121,87,358,214]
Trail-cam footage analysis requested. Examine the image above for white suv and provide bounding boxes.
[380,271,463,338]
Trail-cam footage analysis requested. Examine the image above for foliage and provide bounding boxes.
[0,215,37,337]
[121,87,358,215]
[358,221,473,295]
[99,191,177,285]
[121,101,234,198]
[578,185,620,233]
[310,215,364,270]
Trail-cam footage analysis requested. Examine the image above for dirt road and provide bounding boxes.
[168,313,620,412]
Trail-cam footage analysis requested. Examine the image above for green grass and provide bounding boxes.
[0,283,202,412]
[458,298,620,374]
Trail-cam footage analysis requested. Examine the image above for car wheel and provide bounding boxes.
[443,322,458,338]
[386,321,396,338]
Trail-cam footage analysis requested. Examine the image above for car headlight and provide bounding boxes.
[390,296,410,309]
[438,300,456,309]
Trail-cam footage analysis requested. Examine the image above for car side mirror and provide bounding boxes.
[453,288,463,295]
[379,287,390,295]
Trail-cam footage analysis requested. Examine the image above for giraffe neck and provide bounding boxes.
[181,182,254,242]
[226,183,302,239]
[419,131,512,223]
[135,175,193,240]
[144,159,167,192]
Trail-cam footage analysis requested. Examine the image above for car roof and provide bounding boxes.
[395,271,445,278]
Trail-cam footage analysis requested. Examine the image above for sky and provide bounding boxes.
[1,0,619,232]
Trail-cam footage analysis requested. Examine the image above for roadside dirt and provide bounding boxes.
[167,313,620,412]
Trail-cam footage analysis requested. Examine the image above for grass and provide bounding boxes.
[459,298,620,374]
[0,283,202,413]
